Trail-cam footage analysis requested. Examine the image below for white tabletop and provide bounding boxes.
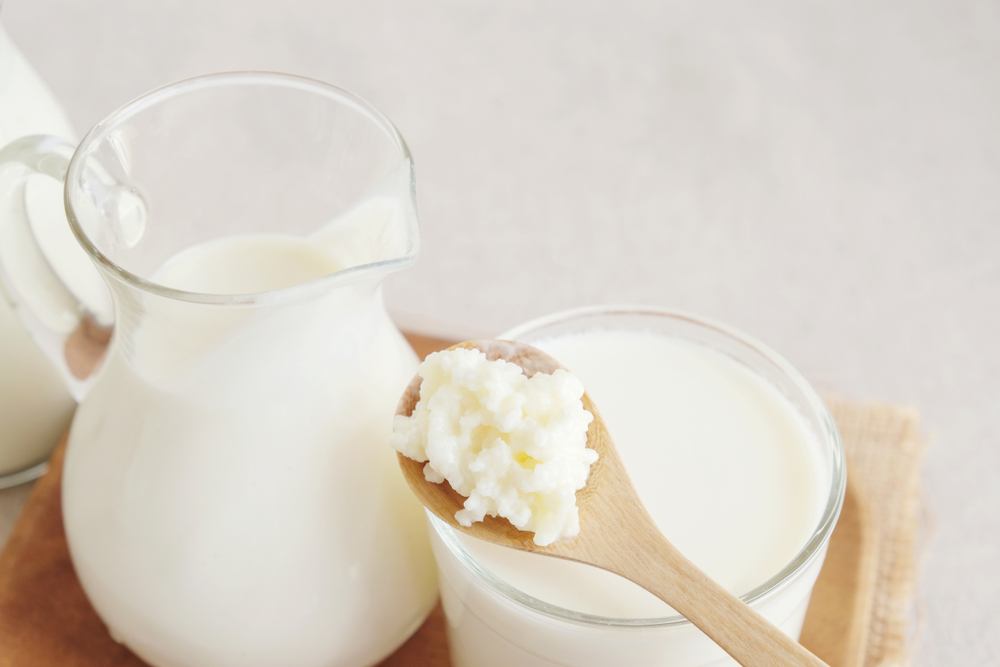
[3,0,998,663]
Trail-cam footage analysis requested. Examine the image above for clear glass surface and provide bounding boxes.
[0,18,78,485]
[35,73,436,667]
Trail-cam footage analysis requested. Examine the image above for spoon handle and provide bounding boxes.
[615,532,828,666]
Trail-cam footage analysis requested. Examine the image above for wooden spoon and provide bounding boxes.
[396,339,827,667]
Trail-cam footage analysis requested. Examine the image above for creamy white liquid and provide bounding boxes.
[0,24,77,477]
[462,330,827,617]
[433,326,833,666]
[64,232,436,667]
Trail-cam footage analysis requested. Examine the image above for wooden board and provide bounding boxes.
[0,332,878,666]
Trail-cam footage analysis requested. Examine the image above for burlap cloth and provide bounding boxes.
[0,333,925,666]
[799,398,924,666]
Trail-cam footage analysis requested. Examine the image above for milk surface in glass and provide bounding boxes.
[64,203,437,667]
[430,320,838,667]
[0,22,78,479]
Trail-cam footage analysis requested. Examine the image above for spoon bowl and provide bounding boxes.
[396,339,624,556]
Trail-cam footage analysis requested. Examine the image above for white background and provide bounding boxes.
[2,0,999,663]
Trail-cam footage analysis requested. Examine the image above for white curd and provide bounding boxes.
[393,348,596,546]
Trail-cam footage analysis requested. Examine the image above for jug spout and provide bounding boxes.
[307,156,420,283]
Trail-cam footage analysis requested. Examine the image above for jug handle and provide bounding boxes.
[0,135,111,401]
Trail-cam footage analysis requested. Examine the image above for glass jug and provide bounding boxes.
[0,10,82,485]
[0,72,437,666]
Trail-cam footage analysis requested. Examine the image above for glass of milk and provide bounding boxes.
[0,72,437,666]
[428,306,846,667]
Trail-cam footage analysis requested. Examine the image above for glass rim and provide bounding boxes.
[63,70,416,307]
[429,304,847,629]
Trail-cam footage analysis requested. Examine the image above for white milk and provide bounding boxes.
[431,328,833,666]
[63,233,437,667]
[0,23,77,478]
